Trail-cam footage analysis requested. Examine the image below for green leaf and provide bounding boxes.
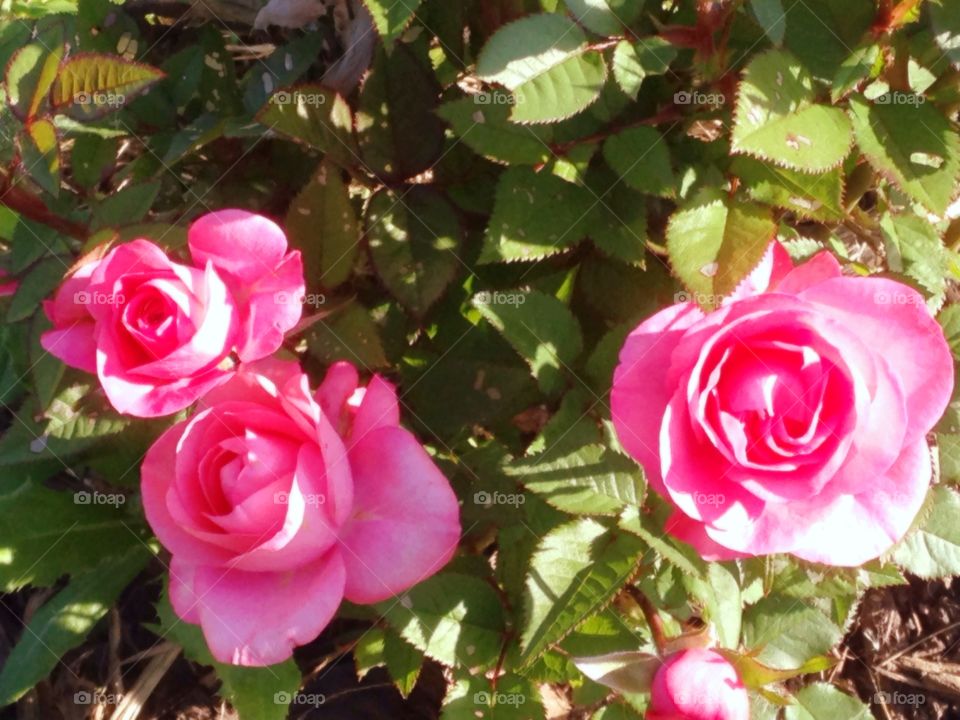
[4,43,61,121]
[256,84,356,167]
[0,545,150,706]
[442,673,544,719]
[586,179,647,266]
[521,518,643,664]
[784,683,872,720]
[242,33,324,112]
[20,119,60,196]
[473,290,582,395]
[742,595,843,670]
[436,92,554,166]
[367,187,462,317]
[379,572,506,667]
[750,0,786,46]
[357,44,445,180]
[91,181,160,229]
[0,481,146,593]
[563,0,644,37]
[684,563,742,649]
[831,43,881,103]
[476,14,607,123]
[51,52,164,118]
[930,0,960,65]
[603,126,675,197]
[611,37,676,99]
[480,166,593,263]
[880,212,957,307]
[849,93,960,215]
[362,0,423,45]
[154,591,302,720]
[782,0,874,80]
[732,50,853,172]
[6,256,70,323]
[507,443,645,515]
[286,163,359,290]
[891,485,960,578]
[71,134,116,189]
[731,157,844,221]
[384,631,423,698]
[307,301,388,369]
[666,190,776,309]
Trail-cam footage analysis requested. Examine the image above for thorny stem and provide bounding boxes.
[625,586,668,655]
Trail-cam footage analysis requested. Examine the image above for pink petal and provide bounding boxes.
[188,210,289,284]
[787,439,932,566]
[665,511,747,562]
[350,375,400,445]
[141,422,238,567]
[96,333,232,417]
[338,426,460,604]
[317,361,359,426]
[611,302,704,495]
[801,277,954,436]
[41,322,98,374]
[773,250,842,294]
[173,551,346,666]
[234,251,305,362]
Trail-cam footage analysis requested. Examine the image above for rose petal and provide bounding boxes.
[174,551,346,666]
[338,426,460,604]
[801,277,953,436]
[41,322,98,374]
[773,250,842,294]
[787,439,932,566]
[611,302,704,495]
[188,210,289,283]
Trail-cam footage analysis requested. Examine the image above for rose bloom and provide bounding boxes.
[41,210,304,417]
[647,649,749,720]
[141,358,461,666]
[612,244,954,566]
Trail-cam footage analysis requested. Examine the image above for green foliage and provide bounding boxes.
[4,0,960,716]
[0,545,151,706]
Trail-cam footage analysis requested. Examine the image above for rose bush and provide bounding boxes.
[647,649,749,720]
[41,211,304,417]
[612,244,954,566]
[141,358,461,665]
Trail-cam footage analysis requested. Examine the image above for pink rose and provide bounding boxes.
[41,210,304,417]
[646,649,749,720]
[612,244,954,566]
[0,269,18,297]
[140,358,461,666]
